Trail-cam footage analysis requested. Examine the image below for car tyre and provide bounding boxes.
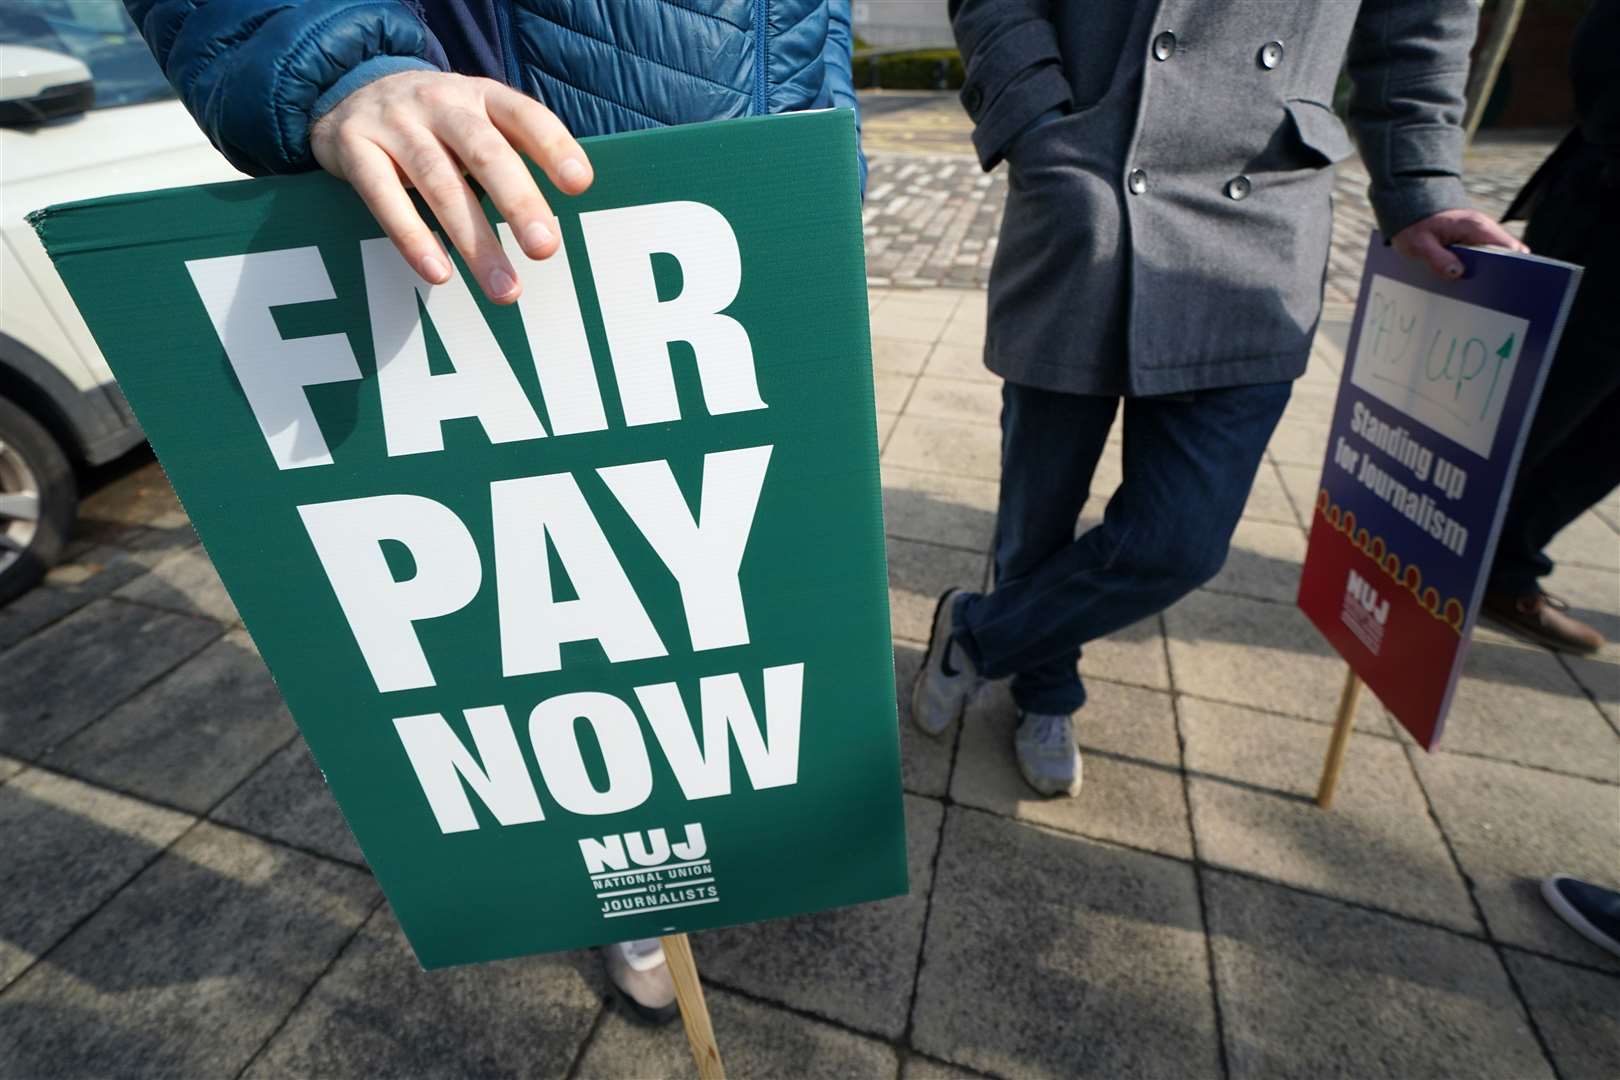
[0,395,77,606]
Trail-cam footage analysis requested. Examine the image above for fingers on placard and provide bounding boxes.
[438,112,559,261]
[343,138,452,284]
[1450,212,1529,256]
[1406,231,1464,279]
[387,125,518,302]
[487,85,594,195]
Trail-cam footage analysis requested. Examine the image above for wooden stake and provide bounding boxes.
[1316,667,1363,810]
[660,933,724,1079]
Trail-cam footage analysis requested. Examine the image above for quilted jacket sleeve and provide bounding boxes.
[1344,0,1474,238]
[124,0,448,176]
[821,0,867,192]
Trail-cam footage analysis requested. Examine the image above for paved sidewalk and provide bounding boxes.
[2,290,1616,1078]
[859,91,1560,304]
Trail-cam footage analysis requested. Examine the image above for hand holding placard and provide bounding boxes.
[310,70,596,302]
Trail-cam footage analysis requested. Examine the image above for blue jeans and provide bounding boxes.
[953,379,1292,714]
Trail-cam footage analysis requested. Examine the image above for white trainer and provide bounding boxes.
[1014,711,1083,797]
[601,938,678,1025]
[910,588,982,736]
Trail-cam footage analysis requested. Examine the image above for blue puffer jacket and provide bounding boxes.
[125,0,860,181]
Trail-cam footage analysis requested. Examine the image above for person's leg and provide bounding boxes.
[1488,302,1620,597]
[1490,379,1620,597]
[954,379,1292,682]
[985,382,1119,714]
[909,381,1113,737]
[1484,166,1618,652]
[1483,378,1619,654]
[1483,146,1613,586]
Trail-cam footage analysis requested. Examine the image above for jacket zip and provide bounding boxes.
[495,0,521,88]
[752,0,768,114]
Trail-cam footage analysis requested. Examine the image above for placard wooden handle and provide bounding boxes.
[1316,667,1363,810]
[660,933,724,1079]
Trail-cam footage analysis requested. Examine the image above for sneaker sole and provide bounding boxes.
[1017,764,1082,799]
[610,985,681,1026]
[1016,755,1082,799]
[910,588,960,738]
[1541,875,1620,959]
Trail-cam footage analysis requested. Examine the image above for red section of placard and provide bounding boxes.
[1298,490,1469,749]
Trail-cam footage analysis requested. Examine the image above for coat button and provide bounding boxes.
[1128,168,1149,195]
[963,85,984,115]
[1152,31,1176,61]
[1225,175,1252,200]
[1258,41,1284,69]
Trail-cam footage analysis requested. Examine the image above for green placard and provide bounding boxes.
[33,110,906,969]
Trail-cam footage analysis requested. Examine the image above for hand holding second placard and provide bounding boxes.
[1390,208,1529,280]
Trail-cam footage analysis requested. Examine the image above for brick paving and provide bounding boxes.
[864,156,1003,289]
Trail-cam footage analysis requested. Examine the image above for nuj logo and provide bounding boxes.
[579,823,707,874]
[580,823,722,919]
[1346,569,1389,626]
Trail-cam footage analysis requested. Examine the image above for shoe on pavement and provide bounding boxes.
[1014,710,1083,797]
[1483,590,1604,655]
[601,938,679,1025]
[1541,874,1620,959]
[911,588,982,736]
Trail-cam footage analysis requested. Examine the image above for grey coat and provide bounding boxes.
[950,0,1476,397]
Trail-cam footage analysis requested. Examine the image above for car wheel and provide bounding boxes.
[0,395,77,606]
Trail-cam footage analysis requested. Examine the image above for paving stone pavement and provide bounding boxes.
[2,285,1616,1078]
[859,91,1559,306]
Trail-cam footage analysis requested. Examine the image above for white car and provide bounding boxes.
[0,2,240,603]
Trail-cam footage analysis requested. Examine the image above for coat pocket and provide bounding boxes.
[1285,99,1355,166]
